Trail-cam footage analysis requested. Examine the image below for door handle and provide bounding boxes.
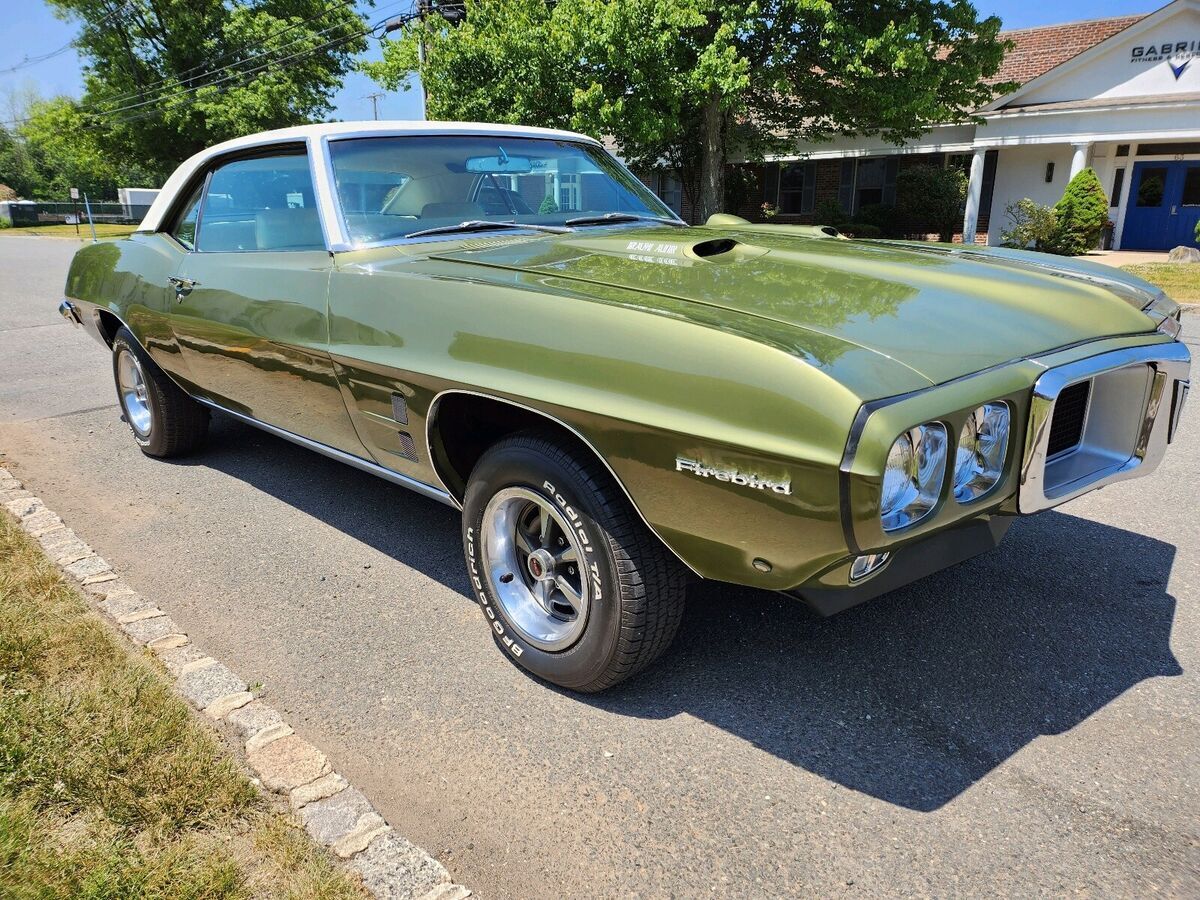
[1170,205,1177,215]
[167,276,199,301]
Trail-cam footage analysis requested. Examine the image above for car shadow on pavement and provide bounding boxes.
[195,413,1181,813]
[585,507,1181,812]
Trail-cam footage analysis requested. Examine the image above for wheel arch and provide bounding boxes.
[426,389,700,577]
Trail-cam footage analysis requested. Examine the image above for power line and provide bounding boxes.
[75,8,416,130]
[1,1,410,129]
[0,0,137,74]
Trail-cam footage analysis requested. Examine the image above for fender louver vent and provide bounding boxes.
[390,392,409,426]
[396,431,418,462]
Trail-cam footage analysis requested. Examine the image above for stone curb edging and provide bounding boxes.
[0,469,470,900]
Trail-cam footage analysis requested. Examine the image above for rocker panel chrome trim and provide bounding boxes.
[195,398,456,507]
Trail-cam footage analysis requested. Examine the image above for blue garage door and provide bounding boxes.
[1122,160,1200,250]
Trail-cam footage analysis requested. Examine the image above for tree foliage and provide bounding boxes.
[28,0,367,191]
[895,163,967,242]
[1046,167,1108,256]
[365,0,1014,222]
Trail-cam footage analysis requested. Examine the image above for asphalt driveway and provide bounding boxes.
[1,235,1197,897]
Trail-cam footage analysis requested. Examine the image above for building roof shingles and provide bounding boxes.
[989,14,1147,86]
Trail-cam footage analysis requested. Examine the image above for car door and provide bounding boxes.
[168,146,363,455]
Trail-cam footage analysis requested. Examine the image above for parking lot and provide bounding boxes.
[1,234,1197,897]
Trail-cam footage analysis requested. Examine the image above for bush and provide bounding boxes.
[854,203,895,231]
[1000,198,1058,251]
[840,222,882,238]
[538,195,559,214]
[814,198,847,227]
[895,164,967,242]
[1045,167,1108,255]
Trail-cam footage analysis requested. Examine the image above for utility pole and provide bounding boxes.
[363,92,385,120]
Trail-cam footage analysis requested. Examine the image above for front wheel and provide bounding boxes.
[111,327,209,458]
[462,433,686,692]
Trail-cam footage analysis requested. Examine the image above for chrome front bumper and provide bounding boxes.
[1019,341,1191,513]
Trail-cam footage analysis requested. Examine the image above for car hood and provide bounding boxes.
[428,225,1162,385]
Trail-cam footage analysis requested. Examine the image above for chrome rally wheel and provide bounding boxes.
[116,347,153,438]
[481,486,589,652]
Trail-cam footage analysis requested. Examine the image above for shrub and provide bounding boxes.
[1045,167,1108,255]
[895,164,967,242]
[854,203,896,232]
[1194,218,1199,245]
[814,198,847,226]
[538,195,559,214]
[840,222,882,239]
[1000,198,1058,251]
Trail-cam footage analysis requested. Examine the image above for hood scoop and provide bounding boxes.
[691,237,739,258]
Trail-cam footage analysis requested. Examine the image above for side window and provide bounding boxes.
[171,183,203,250]
[196,151,325,252]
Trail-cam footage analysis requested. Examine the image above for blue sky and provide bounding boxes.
[0,0,1165,123]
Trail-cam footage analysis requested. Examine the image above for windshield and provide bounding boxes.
[328,134,677,245]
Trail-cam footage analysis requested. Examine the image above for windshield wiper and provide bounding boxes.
[405,220,572,239]
[564,212,685,227]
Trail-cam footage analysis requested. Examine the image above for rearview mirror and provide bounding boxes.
[465,154,533,174]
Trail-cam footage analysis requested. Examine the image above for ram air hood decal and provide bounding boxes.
[429,225,1160,385]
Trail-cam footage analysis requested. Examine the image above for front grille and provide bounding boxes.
[1046,380,1091,457]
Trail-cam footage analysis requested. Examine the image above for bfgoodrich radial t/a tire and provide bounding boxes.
[462,432,687,692]
[111,326,209,458]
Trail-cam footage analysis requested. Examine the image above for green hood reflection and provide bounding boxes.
[430,225,1158,384]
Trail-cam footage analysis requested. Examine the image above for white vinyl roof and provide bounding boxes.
[139,120,600,233]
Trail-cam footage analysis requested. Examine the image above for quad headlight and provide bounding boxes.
[953,402,1010,503]
[880,422,948,532]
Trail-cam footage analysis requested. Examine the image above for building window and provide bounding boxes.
[656,173,682,215]
[779,162,815,214]
[846,157,898,214]
[1115,144,1130,157]
[1183,167,1200,207]
[1110,168,1125,208]
[1136,168,1167,207]
[557,174,581,211]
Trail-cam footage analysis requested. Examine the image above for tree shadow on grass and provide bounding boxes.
[193,412,1181,812]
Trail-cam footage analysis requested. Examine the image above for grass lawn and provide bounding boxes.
[0,511,365,899]
[0,223,137,238]
[1120,263,1200,304]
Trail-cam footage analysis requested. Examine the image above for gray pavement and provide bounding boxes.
[1,234,1197,897]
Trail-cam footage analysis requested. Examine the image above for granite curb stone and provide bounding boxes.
[0,478,470,899]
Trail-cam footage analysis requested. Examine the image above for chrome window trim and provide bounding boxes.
[425,388,702,577]
[1018,341,1191,514]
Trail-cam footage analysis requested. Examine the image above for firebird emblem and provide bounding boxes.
[675,457,792,495]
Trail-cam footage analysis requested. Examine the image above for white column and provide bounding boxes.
[1069,142,1092,179]
[961,148,987,244]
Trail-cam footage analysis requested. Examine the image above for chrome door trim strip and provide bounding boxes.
[196,398,456,508]
[426,388,702,577]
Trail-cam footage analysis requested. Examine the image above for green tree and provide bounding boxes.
[365,0,1012,222]
[43,0,367,184]
[895,164,967,242]
[1046,168,1108,256]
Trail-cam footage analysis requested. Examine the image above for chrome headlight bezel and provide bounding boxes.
[953,402,1012,504]
[880,422,948,532]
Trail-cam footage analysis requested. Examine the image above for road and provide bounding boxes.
[2,235,1197,897]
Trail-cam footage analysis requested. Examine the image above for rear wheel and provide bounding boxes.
[111,327,209,457]
[462,432,687,692]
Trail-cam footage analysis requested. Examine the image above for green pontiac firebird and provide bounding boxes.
[61,122,1191,691]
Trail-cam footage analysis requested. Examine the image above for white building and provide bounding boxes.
[741,0,1200,251]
